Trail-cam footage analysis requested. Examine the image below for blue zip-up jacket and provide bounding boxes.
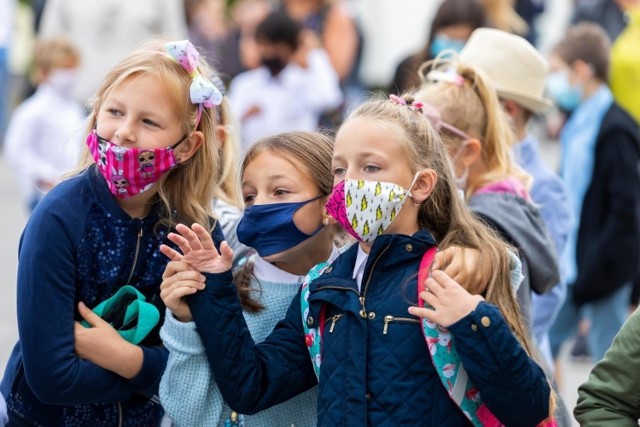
[189,230,551,426]
[0,166,210,426]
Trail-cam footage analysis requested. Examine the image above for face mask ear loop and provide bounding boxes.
[407,171,423,201]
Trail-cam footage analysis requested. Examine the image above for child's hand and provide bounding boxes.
[408,270,484,327]
[160,260,207,322]
[433,246,487,294]
[74,302,143,379]
[160,223,234,274]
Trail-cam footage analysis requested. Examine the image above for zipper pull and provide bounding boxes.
[138,227,144,238]
[383,315,394,335]
[329,314,342,333]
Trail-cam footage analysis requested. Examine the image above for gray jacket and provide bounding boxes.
[470,193,560,329]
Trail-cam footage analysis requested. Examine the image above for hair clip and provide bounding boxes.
[426,69,466,87]
[389,94,424,113]
[164,40,223,127]
[421,102,472,140]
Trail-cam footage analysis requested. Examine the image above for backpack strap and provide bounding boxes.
[418,246,502,427]
[301,262,330,380]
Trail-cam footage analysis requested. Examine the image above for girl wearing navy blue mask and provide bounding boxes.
[158,131,339,426]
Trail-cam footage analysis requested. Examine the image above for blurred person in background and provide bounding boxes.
[459,27,571,375]
[281,0,362,114]
[184,0,248,83]
[547,23,640,364]
[39,0,188,105]
[228,11,342,150]
[0,0,15,145]
[390,0,487,95]
[482,0,529,35]
[610,0,640,124]
[572,0,626,41]
[3,36,85,212]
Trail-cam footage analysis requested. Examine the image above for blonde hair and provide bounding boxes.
[32,36,80,85]
[71,38,220,230]
[214,97,243,209]
[345,97,554,416]
[234,131,335,312]
[414,56,531,199]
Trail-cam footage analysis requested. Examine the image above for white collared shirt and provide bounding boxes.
[253,245,341,284]
[352,244,369,292]
[228,49,343,151]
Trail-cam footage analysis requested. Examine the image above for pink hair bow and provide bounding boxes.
[389,94,424,112]
[164,40,223,125]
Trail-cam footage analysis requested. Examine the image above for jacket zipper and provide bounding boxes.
[383,315,420,335]
[125,222,144,285]
[359,246,390,318]
[117,401,123,427]
[325,314,343,333]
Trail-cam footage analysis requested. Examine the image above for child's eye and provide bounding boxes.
[333,167,346,176]
[274,189,290,197]
[142,118,159,127]
[364,165,380,173]
[243,194,255,205]
[107,108,123,117]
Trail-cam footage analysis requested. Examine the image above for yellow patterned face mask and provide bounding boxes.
[325,173,420,243]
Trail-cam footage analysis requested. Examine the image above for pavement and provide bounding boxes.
[0,150,593,425]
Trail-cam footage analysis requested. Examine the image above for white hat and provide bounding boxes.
[459,28,553,114]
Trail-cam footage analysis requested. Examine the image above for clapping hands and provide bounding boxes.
[159,223,234,322]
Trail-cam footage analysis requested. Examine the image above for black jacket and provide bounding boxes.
[573,104,640,305]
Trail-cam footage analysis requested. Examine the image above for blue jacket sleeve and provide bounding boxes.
[188,271,317,414]
[448,302,551,427]
[16,201,165,405]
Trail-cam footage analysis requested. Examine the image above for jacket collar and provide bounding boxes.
[311,230,436,291]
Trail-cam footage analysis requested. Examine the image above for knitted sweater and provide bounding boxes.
[160,273,318,426]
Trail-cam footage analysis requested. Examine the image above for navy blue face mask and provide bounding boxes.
[236,196,324,257]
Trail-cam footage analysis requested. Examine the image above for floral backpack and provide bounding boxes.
[300,247,556,427]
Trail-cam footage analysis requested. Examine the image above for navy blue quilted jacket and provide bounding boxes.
[189,230,551,426]
[0,166,217,426]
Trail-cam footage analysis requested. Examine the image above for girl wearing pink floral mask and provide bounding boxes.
[0,39,225,425]
[157,95,555,426]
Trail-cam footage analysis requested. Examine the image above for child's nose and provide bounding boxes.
[114,122,136,145]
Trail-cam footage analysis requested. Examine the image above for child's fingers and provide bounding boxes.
[432,247,453,271]
[407,305,437,322]
[161,271,206,291]
[77,302,107,328]
[220,241,234,268]
[192,223,216,251]
[161,279,204,304]
[160,244,184,262]
[167,232,194,256]
[431,270,461,289]
[424,276,445,296]
[176,224,204,251]
[162,260,193,280]
[418,290,439,309]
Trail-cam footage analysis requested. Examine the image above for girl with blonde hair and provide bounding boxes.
[157,94,554,426]
[0,39,224,425]
[414,55,559,332]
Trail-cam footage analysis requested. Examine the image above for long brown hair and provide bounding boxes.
[414,56,532,199]
[234,131,335,312]
[69,38,220,230]
[346,97,554,415]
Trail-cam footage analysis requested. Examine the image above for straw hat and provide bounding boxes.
[459,28,553,114]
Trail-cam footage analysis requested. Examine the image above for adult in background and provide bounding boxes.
[547,23,640,363]
[390,0,486,95]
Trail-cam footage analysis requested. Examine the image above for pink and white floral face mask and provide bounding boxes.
[86,130,185,198]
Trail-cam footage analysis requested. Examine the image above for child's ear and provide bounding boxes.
[411,168,438,203]
[175,131,204,163]
[459,139,482,168]
[215,125,227,148]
